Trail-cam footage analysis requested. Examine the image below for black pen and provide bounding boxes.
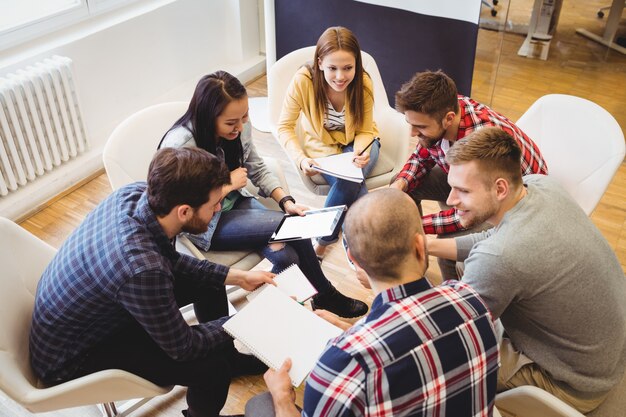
[353,138,377,162]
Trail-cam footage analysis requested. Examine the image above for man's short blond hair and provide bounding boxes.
[344,189,424,281]
[446,127,523,188]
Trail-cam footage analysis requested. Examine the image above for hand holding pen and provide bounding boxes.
[352,138,377,168]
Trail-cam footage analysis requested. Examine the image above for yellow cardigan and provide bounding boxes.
[277,66,379,167]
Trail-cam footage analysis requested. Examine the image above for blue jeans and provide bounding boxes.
[318,139,381,245]
[210,197,332,292]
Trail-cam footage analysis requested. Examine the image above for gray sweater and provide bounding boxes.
[160,121,281,250]
[456,175,626,393]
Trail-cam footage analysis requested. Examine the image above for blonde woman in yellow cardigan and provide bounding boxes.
[278,26,381,260]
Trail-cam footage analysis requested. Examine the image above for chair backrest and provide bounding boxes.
[496,385,585,417]
[267,46,390,132]
[516,94,625,215]
[103,102,188,190]
[267,46,411,194]
[0,217,57,398]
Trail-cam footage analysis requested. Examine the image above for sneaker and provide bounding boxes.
[311,285,368,318]
[313,240,326,262]
[342,235,356,271]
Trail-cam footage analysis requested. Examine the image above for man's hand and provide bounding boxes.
[314,310,353,331]
[225,269,275,291]
[264,359,295,401]
[300,158,319,177]
[390,179,407,192]
[264,359,300,417]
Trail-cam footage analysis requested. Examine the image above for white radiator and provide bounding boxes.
[0,56,88,197]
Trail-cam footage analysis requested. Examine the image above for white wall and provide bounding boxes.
[0,0,265,220]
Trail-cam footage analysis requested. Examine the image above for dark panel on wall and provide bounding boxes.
[274,0,478,104]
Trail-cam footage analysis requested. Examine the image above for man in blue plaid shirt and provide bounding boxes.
[30,147,275,417]
[247,189,500,417]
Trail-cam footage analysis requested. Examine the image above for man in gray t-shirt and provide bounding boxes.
[428,127,626,413]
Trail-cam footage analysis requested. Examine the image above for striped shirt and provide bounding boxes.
[303,278,500,417]
[396,96,548,234]
[324,100,346,132]
[29,182,232,383]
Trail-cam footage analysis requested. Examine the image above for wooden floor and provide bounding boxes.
[3,1,625,416]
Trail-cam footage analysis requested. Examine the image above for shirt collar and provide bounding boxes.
[135,191,179,257]
[370,277,433,312]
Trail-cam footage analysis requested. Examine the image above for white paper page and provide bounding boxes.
[312,152,364,182]
[247,264,317,303]
[273,210,338,240]
[223,285,343,386]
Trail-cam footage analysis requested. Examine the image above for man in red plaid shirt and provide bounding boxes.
[390,70,547,279]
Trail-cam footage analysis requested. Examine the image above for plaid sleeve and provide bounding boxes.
[396,145,437,193]
[303,346,365,417]
[116,269,231,361]
[422,208,464,235]
[172,251,230,289]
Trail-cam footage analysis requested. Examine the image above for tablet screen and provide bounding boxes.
[269,205,346,242]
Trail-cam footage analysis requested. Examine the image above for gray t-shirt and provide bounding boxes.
[456,174,626,393]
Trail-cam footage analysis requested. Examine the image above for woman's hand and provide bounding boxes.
[300,158,319,177]
[352,151,370,169]
[283,201,308,216]
[229,167,248,191]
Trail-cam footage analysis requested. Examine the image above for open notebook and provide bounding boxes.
[311,152,364,183]
[247,264,317,303]
[223,285,343,386]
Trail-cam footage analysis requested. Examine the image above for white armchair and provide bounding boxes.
[0,217,172,416]
[103,102,290,270]
[496,385,585,417]
[516,94,625,215]
[267,46,411,195]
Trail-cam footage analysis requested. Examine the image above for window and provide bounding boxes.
[0,0,142,50]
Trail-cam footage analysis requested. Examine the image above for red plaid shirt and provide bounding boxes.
[302,278,499,417]
[396,96,548,234]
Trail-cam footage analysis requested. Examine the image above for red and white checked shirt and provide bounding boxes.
[302,278,500,417]
[396,96,548,234]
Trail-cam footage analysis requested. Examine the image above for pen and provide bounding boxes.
[353,138,377,162]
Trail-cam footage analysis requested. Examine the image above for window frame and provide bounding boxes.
[0,0,143,51]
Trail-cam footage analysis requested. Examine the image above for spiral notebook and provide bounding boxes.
[223,284,343,386]
[311,152,364,183]
[247,264,318,303]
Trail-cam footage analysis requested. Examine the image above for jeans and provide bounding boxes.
[319,139,381,245]
[210,197,332,292]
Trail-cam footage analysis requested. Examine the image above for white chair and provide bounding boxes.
[495,385,585,417]
[267,46,411,196]
[516,94,625,215]
[103,102,291,270]
[0,217,172,416]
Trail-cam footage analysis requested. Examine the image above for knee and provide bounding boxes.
[266,243,299,265]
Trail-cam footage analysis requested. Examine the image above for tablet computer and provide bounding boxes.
[268,205,347,243]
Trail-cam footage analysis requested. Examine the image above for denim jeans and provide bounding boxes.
[318,139,381,245]
[210,197,332,292]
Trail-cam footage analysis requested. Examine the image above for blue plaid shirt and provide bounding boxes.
[303,279,500,417]
[29,182,231,383]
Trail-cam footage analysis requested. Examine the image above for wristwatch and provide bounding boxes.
[278,195,296,212]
